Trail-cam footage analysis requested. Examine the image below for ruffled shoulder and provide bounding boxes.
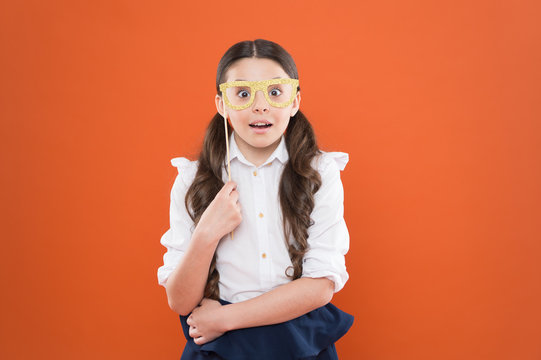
[313,151,349,173]
[170,157,197,171]
[170,157,198,187]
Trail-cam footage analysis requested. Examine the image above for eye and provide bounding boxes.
[269,87,282,97]
[237,89,250,98]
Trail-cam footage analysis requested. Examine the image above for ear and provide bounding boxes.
[290,91,301,117]
[215,94,226,117]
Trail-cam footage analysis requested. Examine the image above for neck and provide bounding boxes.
[234,132,281,167]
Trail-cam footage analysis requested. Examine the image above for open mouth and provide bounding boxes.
[249,123,272,128]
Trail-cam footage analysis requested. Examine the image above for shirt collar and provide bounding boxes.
[229,131,289,167]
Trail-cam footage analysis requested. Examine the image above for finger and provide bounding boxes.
[221,181,237,195]
[193,336,207,345]
[189,326,200,338]
[186,311,195,326]
[230,190,239,203]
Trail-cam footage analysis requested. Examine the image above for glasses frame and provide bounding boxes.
[219,78,300,110]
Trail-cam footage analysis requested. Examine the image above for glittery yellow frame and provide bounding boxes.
[219,78,300,110]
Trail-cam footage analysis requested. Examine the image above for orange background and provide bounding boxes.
[1,0,540,359]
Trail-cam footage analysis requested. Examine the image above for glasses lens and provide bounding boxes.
[266,82,294,106]
[225,86,252,108]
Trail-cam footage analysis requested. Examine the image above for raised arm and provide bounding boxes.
[164,180,242,315]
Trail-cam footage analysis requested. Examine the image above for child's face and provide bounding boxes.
[215,57,300,157]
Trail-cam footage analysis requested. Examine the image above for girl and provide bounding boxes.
[158,39,353,359]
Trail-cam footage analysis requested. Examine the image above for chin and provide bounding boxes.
[248,138,277,149]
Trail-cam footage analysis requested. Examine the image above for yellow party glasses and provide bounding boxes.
[219,78,299,110]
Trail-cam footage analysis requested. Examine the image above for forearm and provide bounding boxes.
[166,228,219,315]
[221,277,335,331]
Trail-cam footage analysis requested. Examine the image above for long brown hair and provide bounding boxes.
[185,39,322,300]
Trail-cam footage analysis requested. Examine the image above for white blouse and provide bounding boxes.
[157,132,350,303]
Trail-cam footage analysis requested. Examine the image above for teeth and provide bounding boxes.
[251,123,270,127]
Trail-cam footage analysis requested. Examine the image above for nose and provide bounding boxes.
[252,90,269,113]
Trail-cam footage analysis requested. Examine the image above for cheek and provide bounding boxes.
[275,119,290,133]
[275,111,291,128]
[227,112,249,129]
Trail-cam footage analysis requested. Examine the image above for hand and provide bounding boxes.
[186,298,227,345]
[194,181,242,243]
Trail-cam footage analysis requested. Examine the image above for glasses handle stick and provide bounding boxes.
[223,105,234,241]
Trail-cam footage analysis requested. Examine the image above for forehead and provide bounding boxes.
[225,58,289,82]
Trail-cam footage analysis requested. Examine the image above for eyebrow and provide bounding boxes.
[233,76,283,81]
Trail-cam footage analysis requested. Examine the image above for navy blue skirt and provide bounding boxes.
[179,299,354,360]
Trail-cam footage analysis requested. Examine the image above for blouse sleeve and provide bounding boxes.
[301,151,350,293]
[157,157,198,288]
